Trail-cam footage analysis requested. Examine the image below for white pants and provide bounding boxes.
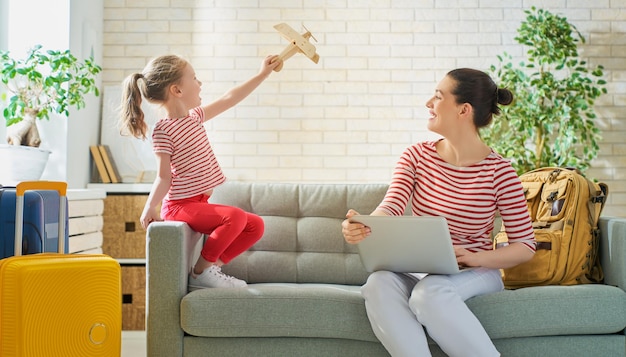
[361,268,503,357]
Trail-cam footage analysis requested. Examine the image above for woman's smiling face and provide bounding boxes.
[425,75,462,135]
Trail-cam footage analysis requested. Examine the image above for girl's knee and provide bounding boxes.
[219,206,249,230]
[246,213,264,242]
[247,213,264,231]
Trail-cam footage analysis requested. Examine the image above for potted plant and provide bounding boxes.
[0,45,101,183]
[482,7,607,175]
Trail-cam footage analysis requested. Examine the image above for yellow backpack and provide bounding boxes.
[495,167,608,288]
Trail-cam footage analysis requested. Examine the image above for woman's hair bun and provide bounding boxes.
[497,88,514,106]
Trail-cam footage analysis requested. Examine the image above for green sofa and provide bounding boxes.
[146,181,626,356]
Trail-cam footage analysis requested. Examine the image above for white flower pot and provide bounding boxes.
[0,144,51,186]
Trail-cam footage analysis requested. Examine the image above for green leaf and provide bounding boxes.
[0,44,101,127]
[484,7,606,176]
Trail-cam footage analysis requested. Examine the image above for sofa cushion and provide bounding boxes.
[181,282,626,343]
[180,283,378,342]
[468,284,626,339]
[213,182,390,285]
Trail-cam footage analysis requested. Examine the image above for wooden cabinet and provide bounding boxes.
[102,193,147,330]
[102,194,148,259]
[88,183,152,330]
[121,265,146,330]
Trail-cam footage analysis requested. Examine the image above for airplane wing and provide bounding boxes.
[274,23,317,59]
[274,23,300,42]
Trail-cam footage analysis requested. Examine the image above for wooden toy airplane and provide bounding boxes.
[272,23,320,72]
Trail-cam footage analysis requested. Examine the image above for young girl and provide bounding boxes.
[341,68,536,356]
[120,54,281,288]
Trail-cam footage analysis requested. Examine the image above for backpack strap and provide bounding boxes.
[580,179,608,284]
[586,179,608,228]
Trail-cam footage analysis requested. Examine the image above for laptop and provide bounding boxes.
[349,215,463,274]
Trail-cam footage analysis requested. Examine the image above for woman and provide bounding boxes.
[341,68,536,356]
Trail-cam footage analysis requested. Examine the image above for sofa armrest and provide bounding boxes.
[146,221,203,357]
[599,217,626,291]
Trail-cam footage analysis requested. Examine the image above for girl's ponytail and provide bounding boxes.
[118,55,188,139]
[120,73,148,139]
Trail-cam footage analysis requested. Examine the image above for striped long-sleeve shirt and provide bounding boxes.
[376,140,536,252]
[152,107,226,200]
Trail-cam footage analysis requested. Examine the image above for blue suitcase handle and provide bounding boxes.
[14,181,68,256]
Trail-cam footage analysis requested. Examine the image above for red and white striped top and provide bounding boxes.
[377,140,536,252]
[152,107,226,200]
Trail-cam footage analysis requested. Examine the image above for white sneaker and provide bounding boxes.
[188,265,247,289]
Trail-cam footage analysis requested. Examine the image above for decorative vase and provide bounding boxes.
[0,144,51,186]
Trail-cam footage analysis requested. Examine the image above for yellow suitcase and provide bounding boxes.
[0,181,122,356]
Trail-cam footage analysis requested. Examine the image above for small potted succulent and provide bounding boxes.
[0,45,101,183]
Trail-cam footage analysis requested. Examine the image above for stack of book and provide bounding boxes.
[90,145,122,183]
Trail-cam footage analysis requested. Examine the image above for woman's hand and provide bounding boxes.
[454,246,482,268]
[341,209,371,244]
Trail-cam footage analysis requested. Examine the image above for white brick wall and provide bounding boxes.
[103,0,626,216]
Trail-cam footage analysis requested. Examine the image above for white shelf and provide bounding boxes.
[67,188,107,200]
[87,183,152,194]
[117,258,146,265]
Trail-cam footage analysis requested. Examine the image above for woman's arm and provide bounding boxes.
[375,145,421,216]
[201,55,280,121]
[342,146,421,244]
[456,161,535,269]
[455,243,534,269]
[140,152,172,229]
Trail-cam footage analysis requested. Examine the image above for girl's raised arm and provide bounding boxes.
[201,55,280,122]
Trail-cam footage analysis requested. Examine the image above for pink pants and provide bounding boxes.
[161,194,264,264]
